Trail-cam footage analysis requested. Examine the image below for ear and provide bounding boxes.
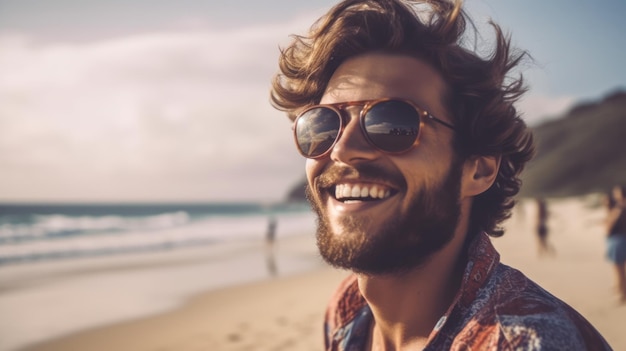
[461,155,500,198]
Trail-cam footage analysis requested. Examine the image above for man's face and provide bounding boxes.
[304,53,462,275]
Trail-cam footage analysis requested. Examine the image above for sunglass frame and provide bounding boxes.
[293,97,455,159]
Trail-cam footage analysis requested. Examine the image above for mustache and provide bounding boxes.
[316,164,405,189]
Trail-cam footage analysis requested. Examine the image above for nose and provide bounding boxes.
[329,109,378,163]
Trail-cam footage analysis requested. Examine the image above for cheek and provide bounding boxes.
[397,155,449,195]
[305,159,321,185]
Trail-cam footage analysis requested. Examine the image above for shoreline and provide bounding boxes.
[7,196,626,350]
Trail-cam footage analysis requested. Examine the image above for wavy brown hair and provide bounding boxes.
[270,0,535,237]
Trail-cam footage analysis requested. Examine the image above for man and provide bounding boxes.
[271,0,611,350]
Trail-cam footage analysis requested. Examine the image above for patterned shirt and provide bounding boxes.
[324,232,612,350]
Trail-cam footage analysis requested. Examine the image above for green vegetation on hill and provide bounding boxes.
[520,90,626,198]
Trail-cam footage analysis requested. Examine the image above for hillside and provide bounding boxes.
[285,89,626,202]
[520,90,626,198]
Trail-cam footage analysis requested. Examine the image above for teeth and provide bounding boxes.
[370,186,378,198]
[342,185,351,198]
[360,187,369,197]
[334,183,392,200]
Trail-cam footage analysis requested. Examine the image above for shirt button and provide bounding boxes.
[473,272,482,282]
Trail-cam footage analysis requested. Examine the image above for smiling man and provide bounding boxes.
[271,0,611,350]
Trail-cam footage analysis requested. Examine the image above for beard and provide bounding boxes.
[307,159,463,276]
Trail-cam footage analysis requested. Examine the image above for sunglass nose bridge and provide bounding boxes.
[333,102,366,122]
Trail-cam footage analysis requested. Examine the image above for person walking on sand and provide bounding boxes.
[270,0,611,349]
[265,215,278,276]
[266,215,277,248]
[606,185,626,303]
[535,197,555,256]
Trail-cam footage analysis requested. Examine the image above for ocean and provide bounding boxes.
[0,201,316,265]
[0,201,321,351]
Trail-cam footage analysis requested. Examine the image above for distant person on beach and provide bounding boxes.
[535,197,556,256]
[266,215,277,247]
[265,215,278,276]
[606,185,626,303]
[270,0,611,349]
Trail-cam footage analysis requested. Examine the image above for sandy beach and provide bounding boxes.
[4,195,626,351]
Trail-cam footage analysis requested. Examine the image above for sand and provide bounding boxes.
[10,196,626,350]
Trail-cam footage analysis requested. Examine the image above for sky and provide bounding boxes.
[0,0,625,203]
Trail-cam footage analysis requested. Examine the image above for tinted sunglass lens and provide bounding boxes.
[363,100,420,152]
[295,107,341,158]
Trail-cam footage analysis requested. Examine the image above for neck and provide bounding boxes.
[359,202,471,350]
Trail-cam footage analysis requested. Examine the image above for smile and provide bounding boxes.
[333,183,395,202]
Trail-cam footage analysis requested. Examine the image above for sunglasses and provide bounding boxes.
[293,98,456,159]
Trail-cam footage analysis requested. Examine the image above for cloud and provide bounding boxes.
[0,20,312,202]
